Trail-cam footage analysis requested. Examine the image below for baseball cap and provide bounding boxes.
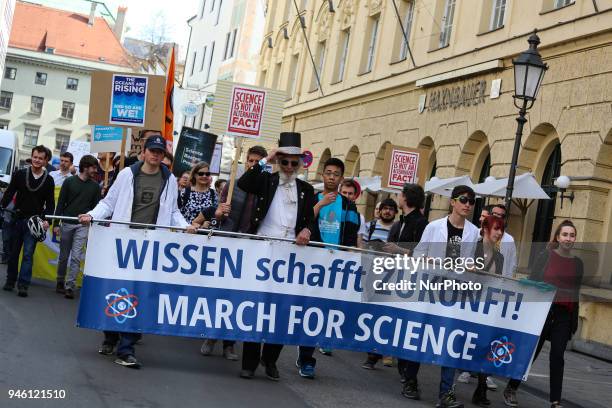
[144,134,166,151]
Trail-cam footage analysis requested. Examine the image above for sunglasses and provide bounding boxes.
[280,159,300,168]
[197,171,211,177]
[454,195,475,205]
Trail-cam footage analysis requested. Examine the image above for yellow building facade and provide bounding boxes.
[256,0,612,356]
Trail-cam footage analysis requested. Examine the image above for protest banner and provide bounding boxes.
[173,127,218,178]
[210,143,223,175]
[78,225,554,380]
[209,81,284,140]
[381,145,428,189]
[66,140,91,168]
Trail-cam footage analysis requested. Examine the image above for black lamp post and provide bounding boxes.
[504,31,548,219]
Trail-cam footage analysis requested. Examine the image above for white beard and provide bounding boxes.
[279,170,297,185]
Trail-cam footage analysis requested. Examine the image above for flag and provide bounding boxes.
[163,46,175,150]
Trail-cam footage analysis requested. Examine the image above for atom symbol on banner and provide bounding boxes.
[104,288,139,324]
[487,336,516,368]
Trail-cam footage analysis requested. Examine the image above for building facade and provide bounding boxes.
[177,0,265,176]
[0,1,132,162]
[258,0,612,355]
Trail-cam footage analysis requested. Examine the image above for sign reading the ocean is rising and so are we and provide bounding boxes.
[109,75,148,127]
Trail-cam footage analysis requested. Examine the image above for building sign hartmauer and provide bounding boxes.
[428,80,486,112]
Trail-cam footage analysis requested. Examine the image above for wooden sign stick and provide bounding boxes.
[119,128,127,170]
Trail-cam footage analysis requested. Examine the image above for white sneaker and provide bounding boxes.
[457,371,471,383]
[486,376,498,390]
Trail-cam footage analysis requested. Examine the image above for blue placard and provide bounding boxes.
[93,126,124,142]
[109,74,148,126]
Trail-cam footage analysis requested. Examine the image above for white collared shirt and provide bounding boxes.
[257,180,298,239]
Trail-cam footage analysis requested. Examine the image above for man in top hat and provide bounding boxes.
[237,132,316,381]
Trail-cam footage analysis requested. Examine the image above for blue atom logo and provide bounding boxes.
[104,288,139,324]
[487,336,516,368]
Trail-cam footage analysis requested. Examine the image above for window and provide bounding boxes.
[200,0,207,18]
[210,0,216,12]
[55,131,71,151]
[85,133,91,143]
[24,127,39,146]
[286,54,299,99]
[335,29,350,82]
[272,62,282,90]
[30,96,44,115]
[190,51,197,76]
[0,91,13,109]
[223,32,231,60]
[61,101,75,120]
[67,77,79,90]
[228,28,237,59]
[200,46,208,71]
[311,41,326,91]
[439,0,456,48]
[215,0,223,25]
[4,67,16,80]
[554,0,572,8]
[0,120,9,129]
[362,16,379,73]
[205,42,215,83]
[399,1,415,60]
[489,0,506,30]
[35,72,47,85]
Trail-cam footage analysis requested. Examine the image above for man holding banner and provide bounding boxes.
[237,132,315,380]
[79,134,196,369]
[406,185,479,408]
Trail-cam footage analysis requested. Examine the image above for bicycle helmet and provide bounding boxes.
[27,216,47,242]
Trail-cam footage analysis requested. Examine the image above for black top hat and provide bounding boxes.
[277,132,304,156]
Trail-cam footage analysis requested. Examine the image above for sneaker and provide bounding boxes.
[457,371,471,383]
[486,376,498,391]
[298,363,315,379]
[114,355,141,369]
[260,359,280,381]
[239,369,255,379]
[318,348,332,356]
[200,339,216,356]
[98,343,115,355]
[382,356,393,367]
[503,387,518,407]
[223,345,239,361]
[437,390,464,408]
[361,359,376,370]
[64,288,74,299]
[3,282,14,291]
[551,402,563,408]
[401,379,420,400]
[472,385,491,407]
[17,285,28,298]
[55,282,65,294]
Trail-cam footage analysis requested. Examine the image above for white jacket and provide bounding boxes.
[500,232,517,278]
[88,162,188,228]
[413,216,479,259]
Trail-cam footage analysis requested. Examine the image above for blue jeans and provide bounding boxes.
[403,360,456,397]
[103,331,141,358]
[6,219,38,287]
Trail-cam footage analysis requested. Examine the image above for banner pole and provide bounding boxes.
[103,153,110,189]
[225,136,243,204]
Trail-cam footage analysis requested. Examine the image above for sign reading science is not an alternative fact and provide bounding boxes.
[382,145,428,189]
[209,80,285,140]
[78,225,554,380]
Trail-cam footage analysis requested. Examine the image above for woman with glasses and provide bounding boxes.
[178,161,218,224]
[503,220,583,408]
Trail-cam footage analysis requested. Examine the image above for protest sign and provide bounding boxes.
[109,74,148,126]
[78,225,554,380]
[210,143,223,174]
[90,126,132,154]
[382,145,428,189]
[173,127,218,177]
[209,80,284,140]
[66,140,91,167]
[88,71,165,131]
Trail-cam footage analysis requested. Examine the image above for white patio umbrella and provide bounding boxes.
[424,175,475,197]
[473,172,550,200]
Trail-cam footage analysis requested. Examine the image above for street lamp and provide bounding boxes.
[504,31,548,219]
[554,175,574,208]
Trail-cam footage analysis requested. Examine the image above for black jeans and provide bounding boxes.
[507,304,572,402]
[297,346,316,367]
[241,342,283,371]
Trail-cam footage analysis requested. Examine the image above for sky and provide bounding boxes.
[104,0,196,61]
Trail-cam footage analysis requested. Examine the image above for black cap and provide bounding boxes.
[144,134,166,151]
[451,185,475,200]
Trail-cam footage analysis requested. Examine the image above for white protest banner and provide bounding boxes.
[382,145,428,189]
[78,225,554,380]
[67,140,91,166]
[209,80,284,140]
[210,143,223,174]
